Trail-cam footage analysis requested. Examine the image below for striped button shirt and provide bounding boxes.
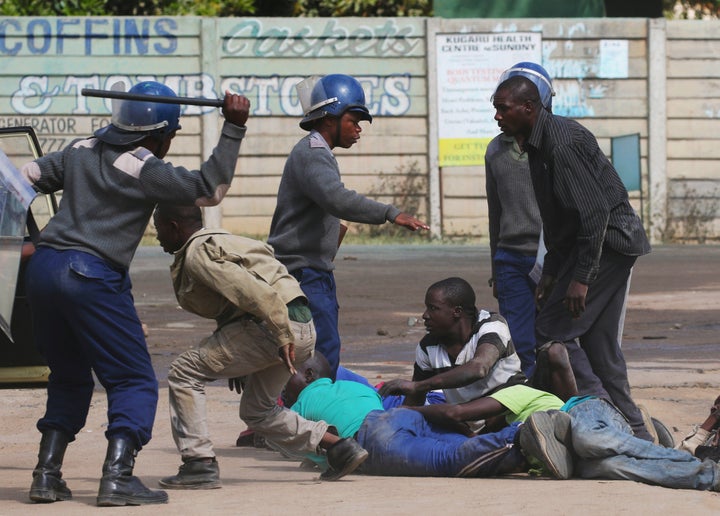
[525,108,651,284]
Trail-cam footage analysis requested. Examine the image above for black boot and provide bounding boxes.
[29,430,72,503]
[320,438,368,481]
[96,437,168,506]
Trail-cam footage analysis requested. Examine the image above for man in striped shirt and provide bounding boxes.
[491,71,653,441]
[378,277,529,432]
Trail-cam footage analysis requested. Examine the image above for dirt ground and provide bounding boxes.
[2,243,720,515]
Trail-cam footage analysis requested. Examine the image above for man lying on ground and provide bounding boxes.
[520,396,720,491]
[288,352,720,491]
[283,352,564,477]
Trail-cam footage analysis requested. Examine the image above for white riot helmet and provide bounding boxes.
[296,74,372,131]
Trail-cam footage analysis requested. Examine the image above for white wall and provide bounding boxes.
[1,16,718,242]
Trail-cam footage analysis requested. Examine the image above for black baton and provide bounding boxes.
[81,88,224,107]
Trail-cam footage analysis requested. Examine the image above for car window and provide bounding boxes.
[0,127,58,230]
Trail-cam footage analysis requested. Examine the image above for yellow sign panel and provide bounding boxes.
[438,137,491,167]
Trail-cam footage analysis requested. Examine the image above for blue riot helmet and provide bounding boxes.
[298,74,372,131]
[496,62,555,111]
[94,81,182,145]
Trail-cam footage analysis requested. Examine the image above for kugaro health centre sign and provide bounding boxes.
[436,32,541,167]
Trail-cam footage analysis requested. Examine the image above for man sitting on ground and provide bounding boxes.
[377,276,578,433]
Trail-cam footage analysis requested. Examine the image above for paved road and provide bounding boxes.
[1,244,718,515]
[131,243,720,382]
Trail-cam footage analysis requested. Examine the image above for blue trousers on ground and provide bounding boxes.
[356,408,525,477]
[336,366,374,388]
[494,248,538,377]
[336,366,446,410]
[535,247,650,440]
[569,398,719,490]
[25,247,158,448]
[292,267,341,379]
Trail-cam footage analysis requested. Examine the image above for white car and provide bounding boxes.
[0,126,56,383]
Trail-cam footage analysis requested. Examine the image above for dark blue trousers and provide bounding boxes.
[494,248,538,377]
[25,247,158,448]
[357,409,524,477]
[292,267,341,380]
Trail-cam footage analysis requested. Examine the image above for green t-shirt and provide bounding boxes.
[489,384,564,424]
[290,378,384,438]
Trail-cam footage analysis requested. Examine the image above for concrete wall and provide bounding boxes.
[664,21,720,243]
[428,18,653,240]
[1,16,718,243]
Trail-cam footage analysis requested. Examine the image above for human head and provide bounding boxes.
[298,74,372,131]
[94,81,182,148]
[282,352,332,407]
[495,61,554,111]
[152,204,203,254]
[492,75,541,141]
[422,277,478,338]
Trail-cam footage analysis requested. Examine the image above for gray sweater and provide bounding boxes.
[23,122,246,268]
[268,132,401,272]
[485,133,542,264]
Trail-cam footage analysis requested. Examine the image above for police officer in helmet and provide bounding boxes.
[22,81,250,506]
[267,74,428,382]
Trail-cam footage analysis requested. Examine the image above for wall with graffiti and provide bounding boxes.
[1,16,718,242]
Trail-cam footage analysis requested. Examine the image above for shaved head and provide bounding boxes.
[154,204,202,226]
[427,277,477,319]
[153,204,203,254]
[492,75,542,142]
[282,352,332,407]
[494,75,541,107]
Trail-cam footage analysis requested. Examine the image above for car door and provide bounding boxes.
[0,126,56,383]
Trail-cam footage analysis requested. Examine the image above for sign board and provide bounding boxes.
[435,31,542,166]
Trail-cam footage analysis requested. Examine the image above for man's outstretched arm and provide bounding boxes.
[410,397,507,434]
